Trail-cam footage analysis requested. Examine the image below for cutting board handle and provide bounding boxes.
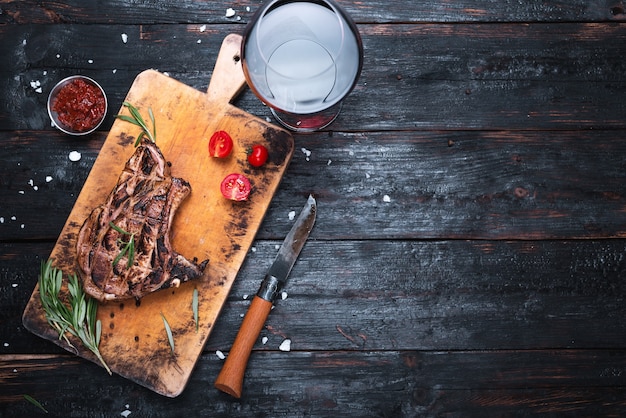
[207,34,247,104]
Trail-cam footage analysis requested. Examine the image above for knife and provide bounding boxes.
[214,194,317,398]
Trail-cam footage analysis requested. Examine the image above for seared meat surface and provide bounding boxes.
[76,139,208,301]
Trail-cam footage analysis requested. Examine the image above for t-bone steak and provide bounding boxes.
[76,138,208,301]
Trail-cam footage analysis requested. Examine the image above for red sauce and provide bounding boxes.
[52,78,106,133]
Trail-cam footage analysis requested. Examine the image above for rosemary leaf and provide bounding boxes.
[161,313,175,355]
[192,288,199,332]
[109,221,136,268]
[23,394,48,414]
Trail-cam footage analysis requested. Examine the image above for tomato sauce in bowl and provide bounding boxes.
[48,76,107,135]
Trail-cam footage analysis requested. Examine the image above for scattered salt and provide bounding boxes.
[18,190,24,194]
[199,24,206,32]
[216,350,225,360]
[383,195,391,203]
[279,339,291,352]
[11,216,16,221]
[225,8,236,17]
[43,70,47,76]
[288,210,296,221]
[243,294,248,300]
[275,244,280,250]
[69,151,81,162]
[121,33,128,43]
[120,410,132,418]
[88,59,94,64]
[327,159,332,165]
[56,54,60,58]
[12,283,18,288]
[33,186,38,191]
[197,39,202,44]
[301,147,311,161]
[45,176,53,182]
[246,6,251,12]
[20,224,25,229]
[3,342,8,347]
[113,69,117,74]
[251,246,257,252]
[28,179,34,186]
[365,173,371,179]
[281,291,288,300]
[0,218,4,223]
[262,336,268,344]
[22,39,27,46]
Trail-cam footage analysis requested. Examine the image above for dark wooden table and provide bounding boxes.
[2,1,626,416]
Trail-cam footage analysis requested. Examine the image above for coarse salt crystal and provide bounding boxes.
[20,224,25,229]
[88,59,94,64]
[33,186,38,191]
[12,283,18,288]
[288,211,296,221]
[365,173,371,179]
[246,6,251,12]
[0,218,4,223]
[383,195,391,203]
[121,410,132,418]
[11,216,16,221]
[327,159,332,165]
[216,350,225,360]
[3,342,8,347]
[28,179,34,186]
[199,25,206,32]
[197,39,202,44]
[301,148,311,161]
[225,8,236,17]
[281,291,288,300]
[56,54,61,58]
[113,69,117,74]
[18,190,24,194]
[46,176,53,182]
[279,339,291,352]
[69,151,81,162]
[262,336,268,344]
[243,294,249,300]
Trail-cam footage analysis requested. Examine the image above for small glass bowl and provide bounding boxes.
[47,75,108,136]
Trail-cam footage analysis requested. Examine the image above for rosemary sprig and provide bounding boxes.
[109,221,136,268]
[116,101,156,146]
[38,260,111,375]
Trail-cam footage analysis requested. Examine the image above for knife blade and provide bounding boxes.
[214,195,317,398]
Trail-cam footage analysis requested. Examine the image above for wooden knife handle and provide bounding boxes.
[214,295,273,398]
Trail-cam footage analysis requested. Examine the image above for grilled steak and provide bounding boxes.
[76,138,208,301]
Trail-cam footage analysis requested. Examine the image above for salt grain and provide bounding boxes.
[301,148,311,161]
[56,54,60,58]
[11,216,16,221]
[121,410,132,418]
[216,350,225,360]
[199,25,206,32]
[88,59,94,64]
[12,283,18,288]
[243,294,249,300]
[0,218,4,223]
[281,291,288,300]
[262,336,268,344]
[279,339,291,352]
[246,6,251,12]
[365,173,371,179]
[225,8,236,17]
[288,210,296,221]
[3,342,8,347]
[69,151,81,162]
[45,176,53,182]
[113,69,117,74]
[121,33,128,43]
[327,159,332,165]
[383,195,391,203]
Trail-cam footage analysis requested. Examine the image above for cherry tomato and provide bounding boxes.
[220,173,251,201]
[247,144,269,167]
[208,130,233,158]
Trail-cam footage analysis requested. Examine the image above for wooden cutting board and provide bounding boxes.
[22,34,294,397]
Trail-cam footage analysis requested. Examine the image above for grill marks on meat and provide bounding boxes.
[76,139,208,301]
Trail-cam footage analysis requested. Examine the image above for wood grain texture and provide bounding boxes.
[2,0,626,415]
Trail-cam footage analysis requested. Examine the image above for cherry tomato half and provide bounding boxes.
[208,130,233,158]
[220,173,251,201]
[247,144,269,167]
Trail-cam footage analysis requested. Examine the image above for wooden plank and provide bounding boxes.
[2,350,626,416]
[0,0,620,24]
[3,23,626,131]
[4,238,626,355]
[2,130,625,241]
[19,34,294,397]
